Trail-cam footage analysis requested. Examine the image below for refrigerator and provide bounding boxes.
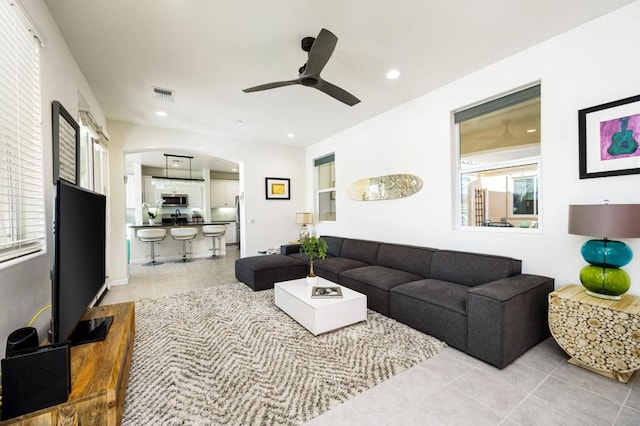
[235,196,241,249]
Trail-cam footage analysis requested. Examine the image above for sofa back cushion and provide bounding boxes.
[429,250,522,287]
[319,236,345,257]
[340,239,380,265]
[375,244,435,278]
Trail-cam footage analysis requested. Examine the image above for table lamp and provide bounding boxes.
[568,203,640,300]
[296,212,313,242]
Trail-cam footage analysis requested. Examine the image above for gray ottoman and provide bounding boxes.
[235,255,307,291]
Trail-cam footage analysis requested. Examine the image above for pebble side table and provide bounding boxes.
[549,284,640,383]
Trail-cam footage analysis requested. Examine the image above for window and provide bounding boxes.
[315,154,335,222]
[0,2,44,263]
[79,111,110,196]
[93,143,109,195]
[455,85,540,229]
[79,124,96,190]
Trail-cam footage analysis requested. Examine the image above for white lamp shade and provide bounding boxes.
[296,213,313,225]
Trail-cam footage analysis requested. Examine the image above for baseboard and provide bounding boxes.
[109,278,129,286]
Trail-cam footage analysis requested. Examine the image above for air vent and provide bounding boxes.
[152,87,175,102]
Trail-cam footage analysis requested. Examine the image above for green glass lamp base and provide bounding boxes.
[579,265,630,299]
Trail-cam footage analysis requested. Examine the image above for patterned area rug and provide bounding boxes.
[123,282,446,425]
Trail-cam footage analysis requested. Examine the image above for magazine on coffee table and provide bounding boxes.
[311,286,343,299]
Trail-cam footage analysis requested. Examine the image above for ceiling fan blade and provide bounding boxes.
[243,79,300,93]
[304,28,338,76]
[315,79,360,106]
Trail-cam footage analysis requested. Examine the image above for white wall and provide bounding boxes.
[106,120,306,284]
[0,0,107,347]
[308,2,640,294]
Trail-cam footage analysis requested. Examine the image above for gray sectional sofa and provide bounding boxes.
[235,235,554,368]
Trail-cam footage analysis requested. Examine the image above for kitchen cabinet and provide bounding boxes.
[225,222,237,244]
[211,180,239,207]
[210,181,225,206]
[142,176,160,204]
[186,185,203,208]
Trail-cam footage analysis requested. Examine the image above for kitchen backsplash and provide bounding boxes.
[211,207,236,222]
[126,207,237,223]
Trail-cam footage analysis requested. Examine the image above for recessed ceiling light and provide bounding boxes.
[386,69,401,80]
[156,111,168,117]
[526,128,537,133]
[287,133,296,138]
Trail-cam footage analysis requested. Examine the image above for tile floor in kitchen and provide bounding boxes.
[102,245,640,425]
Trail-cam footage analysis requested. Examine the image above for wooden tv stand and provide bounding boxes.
[1,302,135,425]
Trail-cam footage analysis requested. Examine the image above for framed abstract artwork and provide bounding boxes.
[265,177,290,200]
[578,94,640,179]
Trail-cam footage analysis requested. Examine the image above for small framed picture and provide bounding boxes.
[578,94,640,179]
[265,177,290,200]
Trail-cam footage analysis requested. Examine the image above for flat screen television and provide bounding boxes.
[51,179,112,345]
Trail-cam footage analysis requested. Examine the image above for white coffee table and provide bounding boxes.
[274,277,367,336]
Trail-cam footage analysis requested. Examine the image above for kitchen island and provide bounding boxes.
[129,222,234,264]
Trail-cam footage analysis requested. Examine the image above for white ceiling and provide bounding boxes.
[45,0,634,170]
[125,151,239,175]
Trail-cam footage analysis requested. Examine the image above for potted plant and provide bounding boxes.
[300,236,328,285]
[141,200,164,225]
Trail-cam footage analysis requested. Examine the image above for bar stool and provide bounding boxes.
[170,228,198,262]
[202,225,226,258]
[137,228,167,266]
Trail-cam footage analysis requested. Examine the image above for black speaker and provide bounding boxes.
[5,327,39,357]
[1,342,71,420]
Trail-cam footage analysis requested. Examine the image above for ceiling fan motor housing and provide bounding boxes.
[301,36,315,52]
[301,77,318,86]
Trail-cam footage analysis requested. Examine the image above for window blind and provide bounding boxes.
[314,153,335,167]
[0,1,44,263]
[454,85,541,124]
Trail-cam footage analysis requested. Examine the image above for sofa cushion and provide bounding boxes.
[389,279,469,350]
[340,239,380,264]
[339,265,423,315]
[319,236,345,257]
[312,257,370,283]
[288,252,339,274]
[390,279,468,314]
[429,250,521,287]
[287,252,309,263]
[375,244,435,277]
[235,255,307,291]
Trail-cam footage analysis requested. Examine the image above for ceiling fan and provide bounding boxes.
[242,28,360,106]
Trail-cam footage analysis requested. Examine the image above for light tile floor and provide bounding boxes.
[102,246,640,425]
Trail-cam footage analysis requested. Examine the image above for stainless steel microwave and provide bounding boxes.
[161,193,188,207]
